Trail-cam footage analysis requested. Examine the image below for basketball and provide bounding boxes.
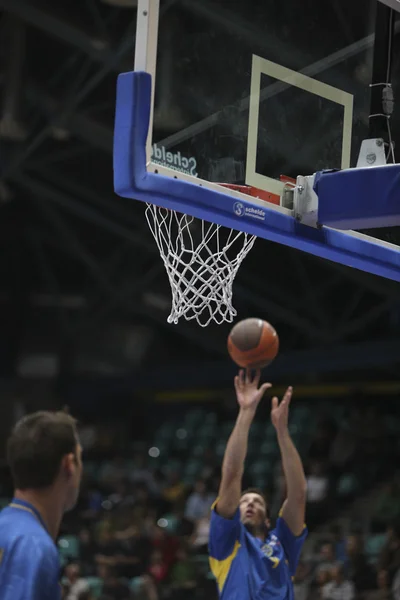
[227,318,279,369]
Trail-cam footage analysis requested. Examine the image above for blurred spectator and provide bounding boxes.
[169,546,197,600]
[129,452,157,493]
[347,533,376,593]
[63,563,91,600]
[306,462,330,526]
[200,448,218,481]
[329,425,357,474]
[113,524,148,580]
[392,568,400,600]
[148,549,169,584]
[78,528,98,576]
[95,529,118,568]
[191,516,211,553]
[321,563,355,600]
[108,480,135,510]
[315,542,337,577]
[99,455,128,489]
[162,471,186,506]
[373,485,400,530]
[150,524,179,569]
[293,560,312,600]
[133,483,154,511]
[309,418,336,462]
[271,461,287,518]
[82,485,103,519]
[78,424,97,453]
[379,524,400,580]
[184,479,214,522]
[98,565,130,600]
[328,524,348,563]
[366,569,394,600]
[360,407,384,454]
[312,568,331,600]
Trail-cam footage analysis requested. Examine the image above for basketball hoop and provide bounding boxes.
[145,202,257,327]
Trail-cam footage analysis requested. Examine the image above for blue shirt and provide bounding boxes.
[209,504,307,600]
[0,498,61,600]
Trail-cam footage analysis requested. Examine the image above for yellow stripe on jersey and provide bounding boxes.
[209,540,241,592]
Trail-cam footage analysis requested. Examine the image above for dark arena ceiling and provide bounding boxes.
[0,0,399,389]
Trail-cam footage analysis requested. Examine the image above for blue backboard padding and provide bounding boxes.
[316,165,400,229]
[113,71,400,282]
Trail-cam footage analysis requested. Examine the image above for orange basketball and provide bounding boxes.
[227,318,279,369]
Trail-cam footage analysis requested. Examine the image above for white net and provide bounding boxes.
[145,204,257,327]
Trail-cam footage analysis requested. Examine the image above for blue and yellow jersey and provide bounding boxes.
[209,502,307,600]
[0,498,61,600]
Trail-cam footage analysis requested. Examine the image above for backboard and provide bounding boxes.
[114,0,400,287]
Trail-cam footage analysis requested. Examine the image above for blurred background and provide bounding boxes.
[0,0,399,599]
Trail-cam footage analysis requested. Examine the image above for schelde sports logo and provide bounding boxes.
[233,201,266,221]
[234,202,245,216]
[151,144,198,177]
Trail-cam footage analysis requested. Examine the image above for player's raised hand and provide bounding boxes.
[234,369,272,412]
[271,386,293,433]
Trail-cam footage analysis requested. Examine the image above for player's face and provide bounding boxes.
[239,493,268,530]
[64,442,83,512]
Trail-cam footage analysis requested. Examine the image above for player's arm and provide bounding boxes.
[216,370,271,518]
[272,387,307,536]
[210,370,271,587]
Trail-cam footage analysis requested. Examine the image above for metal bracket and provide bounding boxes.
[356,138,387,168]
[293,175,319,228]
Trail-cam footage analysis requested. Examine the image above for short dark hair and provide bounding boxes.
[240,487,270,519]
[7,411,78,490]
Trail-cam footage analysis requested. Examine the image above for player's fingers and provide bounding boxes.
[234,375,240,391]
[253,369,261,387]
[271,396,279,410]
[245,368,251,385]
[283,386,293,405]
[239,369,245,386]
[259,382,272,397]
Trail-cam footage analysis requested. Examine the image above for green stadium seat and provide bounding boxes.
[222,422,236,437]
[203,412,217,425]
[130,576,144,594]
[254,477,270,491]
[365,534,387,563]
[259,441,279,459]
[86,577,103,598]
[337,473,359,497]
[164,458,182,474]
[157,420,176,434]
[263,423,276,439]
[184,459,202,477]
[172,436,191,453]
[58,535,80,560]
[247,440,260,458]
[193,443,208,458]
[159,514,178,533]
[196,423,217,440]
[249,461,272,479]
[250,422,264,438]
[215,440,228,458]
[193,554,212,576]
[83,461,100,479]
[184,409,206,426]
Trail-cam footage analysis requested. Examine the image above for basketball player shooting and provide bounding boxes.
[209,369,307,600]
[0,411,83,599]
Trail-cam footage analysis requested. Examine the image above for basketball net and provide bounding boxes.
[145,204,257,327]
